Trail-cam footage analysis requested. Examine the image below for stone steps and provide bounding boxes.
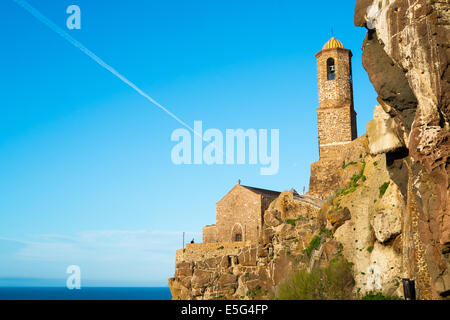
[293,194,326,209]
[307,242,324,272]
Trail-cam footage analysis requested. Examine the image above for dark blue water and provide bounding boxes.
[0,287,172,300]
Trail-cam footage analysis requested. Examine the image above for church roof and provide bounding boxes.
[241,185,300,198]
[241,185,281,198]
[323,37,344,50]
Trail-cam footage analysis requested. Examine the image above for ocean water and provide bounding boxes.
[0,287,172,300]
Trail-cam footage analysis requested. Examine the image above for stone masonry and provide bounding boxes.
[202,225,218,243]
[309,38,358,199]
[316,41,357,160]
[207,184,282,243]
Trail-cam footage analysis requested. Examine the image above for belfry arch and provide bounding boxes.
[327,58,336,80]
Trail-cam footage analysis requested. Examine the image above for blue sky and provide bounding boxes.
[0,0,376,286]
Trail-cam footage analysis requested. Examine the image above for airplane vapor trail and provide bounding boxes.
[12,0,199,137]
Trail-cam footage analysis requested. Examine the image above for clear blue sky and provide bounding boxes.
[0,0,377,286]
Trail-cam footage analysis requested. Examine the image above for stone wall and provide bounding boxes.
[317,105,357,160]
[316,48,354,109]
[315,46,357,162]
[309,160,343,199]
[309,134,370,199]
[202,225,217,243]
[176,242,251,264]
[216,186,262,242]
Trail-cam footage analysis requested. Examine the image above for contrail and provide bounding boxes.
[12,0,200,137]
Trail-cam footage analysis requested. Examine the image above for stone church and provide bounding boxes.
[202,37,357,243]
[202,182,289,243]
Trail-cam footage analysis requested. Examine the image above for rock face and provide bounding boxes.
[371,181,403,243]
[354,0,449,299]
[367,105,405,154]
[320,135,406,297]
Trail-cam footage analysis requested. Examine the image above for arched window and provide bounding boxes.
[231,224,243,242]
[327,58,336,80]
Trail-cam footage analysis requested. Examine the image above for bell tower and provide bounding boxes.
[315,37,357,160]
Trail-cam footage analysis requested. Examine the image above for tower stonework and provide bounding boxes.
[315,37,357,160]
[309,37,358,199]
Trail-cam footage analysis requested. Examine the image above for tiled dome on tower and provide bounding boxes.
[322,37,344,50]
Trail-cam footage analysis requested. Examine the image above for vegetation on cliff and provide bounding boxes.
[276,256,354,300]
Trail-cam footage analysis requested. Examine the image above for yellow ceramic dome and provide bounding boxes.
[323,37,344,50]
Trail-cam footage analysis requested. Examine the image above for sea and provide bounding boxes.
[0,287,172,300]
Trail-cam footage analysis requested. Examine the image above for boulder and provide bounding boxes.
[278,223,297,240]
[328,207,351,231]
[371,182,403,243]
[218,273,238,289]
[266,190,306,221]
[366,242,403,297]
[191,270,212,289]
[263,210,282,228]
[367,105,404,155]
[237,247,257,266]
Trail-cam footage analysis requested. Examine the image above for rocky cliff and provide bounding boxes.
[355,0,449,299]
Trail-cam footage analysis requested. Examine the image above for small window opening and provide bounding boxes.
[327,58,336,80]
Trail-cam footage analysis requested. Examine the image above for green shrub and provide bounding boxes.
[285,219,296,227]
[246,285,263,299]
[379,182,390,198]
[285,216,309,227]
[362,291,402,300]
[342,161,357,169]
[276,257,355,300]
[305,236,321,257]
[335,162,366,197]
[367,246,374,253]
[319,228,333,239]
